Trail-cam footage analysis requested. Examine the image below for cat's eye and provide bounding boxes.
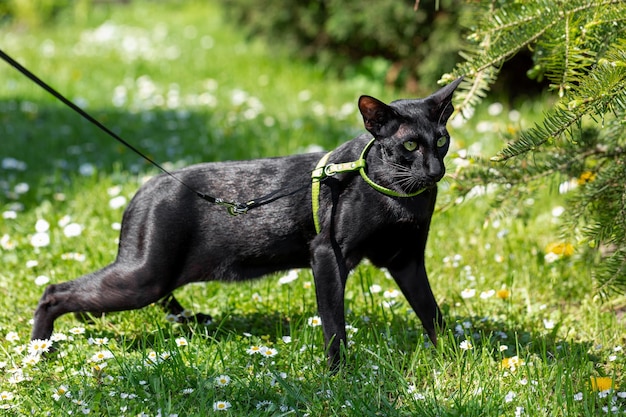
[436,136,448,148]
[403,141,418,152]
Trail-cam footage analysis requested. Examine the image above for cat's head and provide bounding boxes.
[357,77,462,193]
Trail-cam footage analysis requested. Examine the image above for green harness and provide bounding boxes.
[311,138,427,234]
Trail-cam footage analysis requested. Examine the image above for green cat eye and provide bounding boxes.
[403,140,418,151]
[437,136,448,148]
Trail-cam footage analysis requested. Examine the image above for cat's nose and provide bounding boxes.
[425,157,445,181]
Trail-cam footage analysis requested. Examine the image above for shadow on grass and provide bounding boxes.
[1,99,355,211]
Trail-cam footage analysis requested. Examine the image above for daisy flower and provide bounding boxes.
[459,340,473,350]
[215,375,231,387]
[369,284,382,294]
[88,337,109,346]
[69,327,86,335]
[261,347,278,357]
[460,288,476,299]
[246,345,262,355]
[90,351,114,362]
[22,354,41,366]
[28,339,52,355]
[383,289,400,299]
[278,269,299,285]
[213,401,231,411]
[5,332,19,343]
[1,391,15,401]
[175,337,188,347]
[307,316,322,327]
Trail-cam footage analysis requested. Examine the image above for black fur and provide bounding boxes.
[32,78,462,369]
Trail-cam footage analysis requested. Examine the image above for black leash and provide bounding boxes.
[0,49,304,215]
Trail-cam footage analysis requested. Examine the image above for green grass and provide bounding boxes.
[1,1,624,416]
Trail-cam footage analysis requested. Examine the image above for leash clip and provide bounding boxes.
[215,198,249,216]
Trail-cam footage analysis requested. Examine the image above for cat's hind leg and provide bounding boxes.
[31,261,175,340]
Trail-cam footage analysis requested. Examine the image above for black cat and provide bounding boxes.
[32,78,462,369]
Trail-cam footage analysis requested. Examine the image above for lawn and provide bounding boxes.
[0,1,624,416]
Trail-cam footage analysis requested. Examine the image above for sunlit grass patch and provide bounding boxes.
[1,1,625,416]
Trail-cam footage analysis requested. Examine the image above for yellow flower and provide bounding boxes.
[545,242,574,257]
[496,288,511,300]
[501,355,525,371]
[578,171,596,185]
[590,376,615,392]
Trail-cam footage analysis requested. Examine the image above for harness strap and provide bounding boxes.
[311,138,427,233]
[311,152,332,234]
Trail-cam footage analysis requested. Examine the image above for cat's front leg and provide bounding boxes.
[310,243,349,370]
[388,259,444,346]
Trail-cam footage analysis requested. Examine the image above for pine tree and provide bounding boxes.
[444,0,626,294]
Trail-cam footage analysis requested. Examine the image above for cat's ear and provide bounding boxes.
[425,77,464,123]
[358,95,398,137]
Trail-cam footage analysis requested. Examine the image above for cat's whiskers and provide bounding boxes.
[373,153,423,192]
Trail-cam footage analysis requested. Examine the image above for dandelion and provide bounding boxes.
[459,340,473,350]
[261,347,278,357]
[578,171,596,185]
[590,376,615,392]
[496,288,511,300]
[28,339,52,355]
[175,337,188,347]
[213,401,231,411]
[501,356,525,372]
[308,316,322,327]
[247,345,262,355]
[460,288,476,299]
[215,375,231,387]
[545,242,574,257]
